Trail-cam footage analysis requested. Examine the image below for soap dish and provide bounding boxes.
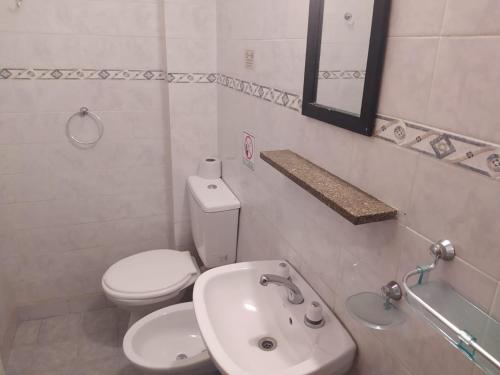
[346,292,406,330]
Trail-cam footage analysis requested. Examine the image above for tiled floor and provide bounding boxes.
[6,307,141,375]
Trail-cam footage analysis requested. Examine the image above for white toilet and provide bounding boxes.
[102,172,240,374]
[102,249,201,319]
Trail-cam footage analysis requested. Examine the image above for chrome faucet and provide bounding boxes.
[259,274,304,304]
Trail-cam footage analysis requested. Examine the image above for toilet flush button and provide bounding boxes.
[207,184,218,190]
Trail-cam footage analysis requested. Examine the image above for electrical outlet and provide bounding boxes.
[245,49,255,70]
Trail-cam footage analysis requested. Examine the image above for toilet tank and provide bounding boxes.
[187,176,240,268]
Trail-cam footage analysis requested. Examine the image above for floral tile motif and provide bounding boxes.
[485,153,500,178]
[430,134,456,159]
[487,153,500,171]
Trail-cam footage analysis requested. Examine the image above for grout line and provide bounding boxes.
[367,34,500,39]
[387,35,442,40]
[439,34,500,39]
[490,284,500,315]
[0,109,166,115]
[0,29,164,40]
[423,37,443,134]
[421,0,450,126]
[402,147,421,222]
[214,37,307,41]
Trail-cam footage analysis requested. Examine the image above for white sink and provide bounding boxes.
[193,260,356,375]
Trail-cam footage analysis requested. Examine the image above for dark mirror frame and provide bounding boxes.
[302,0,391,136]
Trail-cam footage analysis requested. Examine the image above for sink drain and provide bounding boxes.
[176,353,188,360]
[258,337,277,351]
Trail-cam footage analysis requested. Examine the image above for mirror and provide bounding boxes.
[302,0,391,136]
[317,1,374,114]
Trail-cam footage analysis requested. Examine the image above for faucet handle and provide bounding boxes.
[304,301,325,328]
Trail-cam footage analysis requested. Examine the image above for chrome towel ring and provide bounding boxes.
[66,107,104,147]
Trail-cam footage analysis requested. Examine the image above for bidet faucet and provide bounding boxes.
[259,274,304,304]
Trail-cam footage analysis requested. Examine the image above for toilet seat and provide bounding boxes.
[102,250,200,302]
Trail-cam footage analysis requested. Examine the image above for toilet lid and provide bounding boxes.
[102,250,199,300]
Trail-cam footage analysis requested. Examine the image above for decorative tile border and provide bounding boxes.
[2,67,499,180]
[0,68,217,83]
[217,73,302,112]
[0,68,166,81]
[374,115,500,180]
[218,73,500,181]
[167,72,217,83]
[318,70,366,80]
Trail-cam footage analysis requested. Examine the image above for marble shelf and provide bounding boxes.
[260,150,397,225]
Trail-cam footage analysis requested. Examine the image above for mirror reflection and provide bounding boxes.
[316,0,374,116]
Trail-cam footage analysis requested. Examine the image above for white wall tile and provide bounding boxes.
[0,272,16,362]
[442,0,500,36]
[2,0,499,373]
[164,0,216,40]
[216,0,308,40]
[0,81,166,114]
[173,220,194,249]
[169,84,217,227]
[332,290,414,375]
[165,38,216,72]
[426,37,500,144]
[388,0,447,37]
[0,0,174,311]
[396,226,497,312]
[0,0,164,37]
[217,38,306,94]
[491,285,500,321]
[378,37,439,123]
[349,137,419,215]
[163,0,217,248]
[216,2,500,375]
[0,33,164,69]
[418,331,475,375]
[0,144,48,175]
[408,156,500,280]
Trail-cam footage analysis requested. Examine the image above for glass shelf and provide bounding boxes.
[408,280,500,375]
[346,292,406,330]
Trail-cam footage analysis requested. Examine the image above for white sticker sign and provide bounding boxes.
[242,131,255,170]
